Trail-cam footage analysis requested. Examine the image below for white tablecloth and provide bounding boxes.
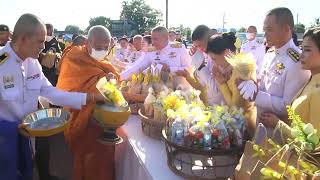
[116,115,185,180]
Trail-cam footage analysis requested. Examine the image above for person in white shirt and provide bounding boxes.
[0,13,106,180]
[120,26,192,87]
[238,8,311,136]
[115,36,130,62]
[240,26,266,76]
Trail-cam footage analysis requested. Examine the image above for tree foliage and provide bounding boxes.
[87,16,112,31]
[237,27,246,33]
[294,23,305,33]
[65,25,80,34]
[121,0,162,34]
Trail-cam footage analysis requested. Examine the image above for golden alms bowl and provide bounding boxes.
[21,108,70,137]
[93,102,131,128]
[93,102,131,145]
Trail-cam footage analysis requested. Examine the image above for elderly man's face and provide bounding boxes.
[133,37,143,51]
[21,25,46,59]
[88,31,110,52]
[151,31,168,50]
[0,31,10,45]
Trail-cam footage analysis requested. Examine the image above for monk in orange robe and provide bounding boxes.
[56,26,119,180]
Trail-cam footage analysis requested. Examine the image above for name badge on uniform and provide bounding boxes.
[154,52,160,61]
[3,75,14,89]
[168,52,176,58]
[26,73,40,81]
[251,46,256,50]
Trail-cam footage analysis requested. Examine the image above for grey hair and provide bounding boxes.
[133,35,143,41]
[87,25,111,41]
[152,26,169,37]
[12,13,45,43]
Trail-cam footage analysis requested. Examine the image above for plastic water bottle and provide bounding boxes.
[171,118,184,145]
[203,122,212,150]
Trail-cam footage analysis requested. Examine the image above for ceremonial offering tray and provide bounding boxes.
[138,108,165,140]
[21,108,70,137]
[162,129,243,180]
[93,102,130,145]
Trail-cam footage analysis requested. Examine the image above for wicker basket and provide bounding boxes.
[138,108,166,140]
[162,129,243,180]
[122,92,146,115]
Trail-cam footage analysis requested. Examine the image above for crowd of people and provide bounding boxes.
[0,6,320,180]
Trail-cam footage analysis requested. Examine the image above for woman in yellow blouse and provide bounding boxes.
[261,27,320,131]
[206,32,257,137]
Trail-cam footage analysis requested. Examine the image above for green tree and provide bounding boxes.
[310,18,320,28]
[294,23,305,33]
[237,27,246,33]
[87,16,112,31]
[65,25,80,34]
[121,0,162,34]
[170,24,192,42]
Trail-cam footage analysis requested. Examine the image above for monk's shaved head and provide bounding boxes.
[87,25,111,41]
[12,13,46,43]
[87,25,111,51]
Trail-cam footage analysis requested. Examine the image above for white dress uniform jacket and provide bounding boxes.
[240,38,266,75]
[120,42,192,80]
[115,48,130,62]
[0,42,87,122]
[256,39,311,117]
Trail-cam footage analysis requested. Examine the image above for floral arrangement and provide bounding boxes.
[163,90,246,150]
[96,77,127,107]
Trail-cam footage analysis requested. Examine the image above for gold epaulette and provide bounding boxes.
[287,48,300,63]
[148,46,156,52]
[0,52,9,65]
[170,42,182,48]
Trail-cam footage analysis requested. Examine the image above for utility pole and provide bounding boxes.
[166,0,168,28]
[296,13,299,24]
[222,12,226,29]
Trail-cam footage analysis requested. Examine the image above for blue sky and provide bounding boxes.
[2,0,319,32]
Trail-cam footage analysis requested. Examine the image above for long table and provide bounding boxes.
[116,115,185,180]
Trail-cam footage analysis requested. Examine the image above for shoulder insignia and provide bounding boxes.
[0,52,9,65]
[170,42,182,48]
[287,48,300,62]
[148,46,156,52]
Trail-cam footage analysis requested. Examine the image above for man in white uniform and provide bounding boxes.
[0,13,105,180]
[121,26,192,88]
[238,8,310,136]
[240,25,266,76]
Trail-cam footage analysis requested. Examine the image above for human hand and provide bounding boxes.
[160,63,170,72]
[237,79,258,101]
[260,112,279,128]
[175,69,189,78]
[189,45,197,56]
[212,66,229,84]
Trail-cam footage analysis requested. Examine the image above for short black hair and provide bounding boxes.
[206,32,236,54]
[266,7,294,31]
[45,23,53,30]
[192,25,212,41]
[304,27,320,51]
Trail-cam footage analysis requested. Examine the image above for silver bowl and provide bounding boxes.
[21,108,70,137]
